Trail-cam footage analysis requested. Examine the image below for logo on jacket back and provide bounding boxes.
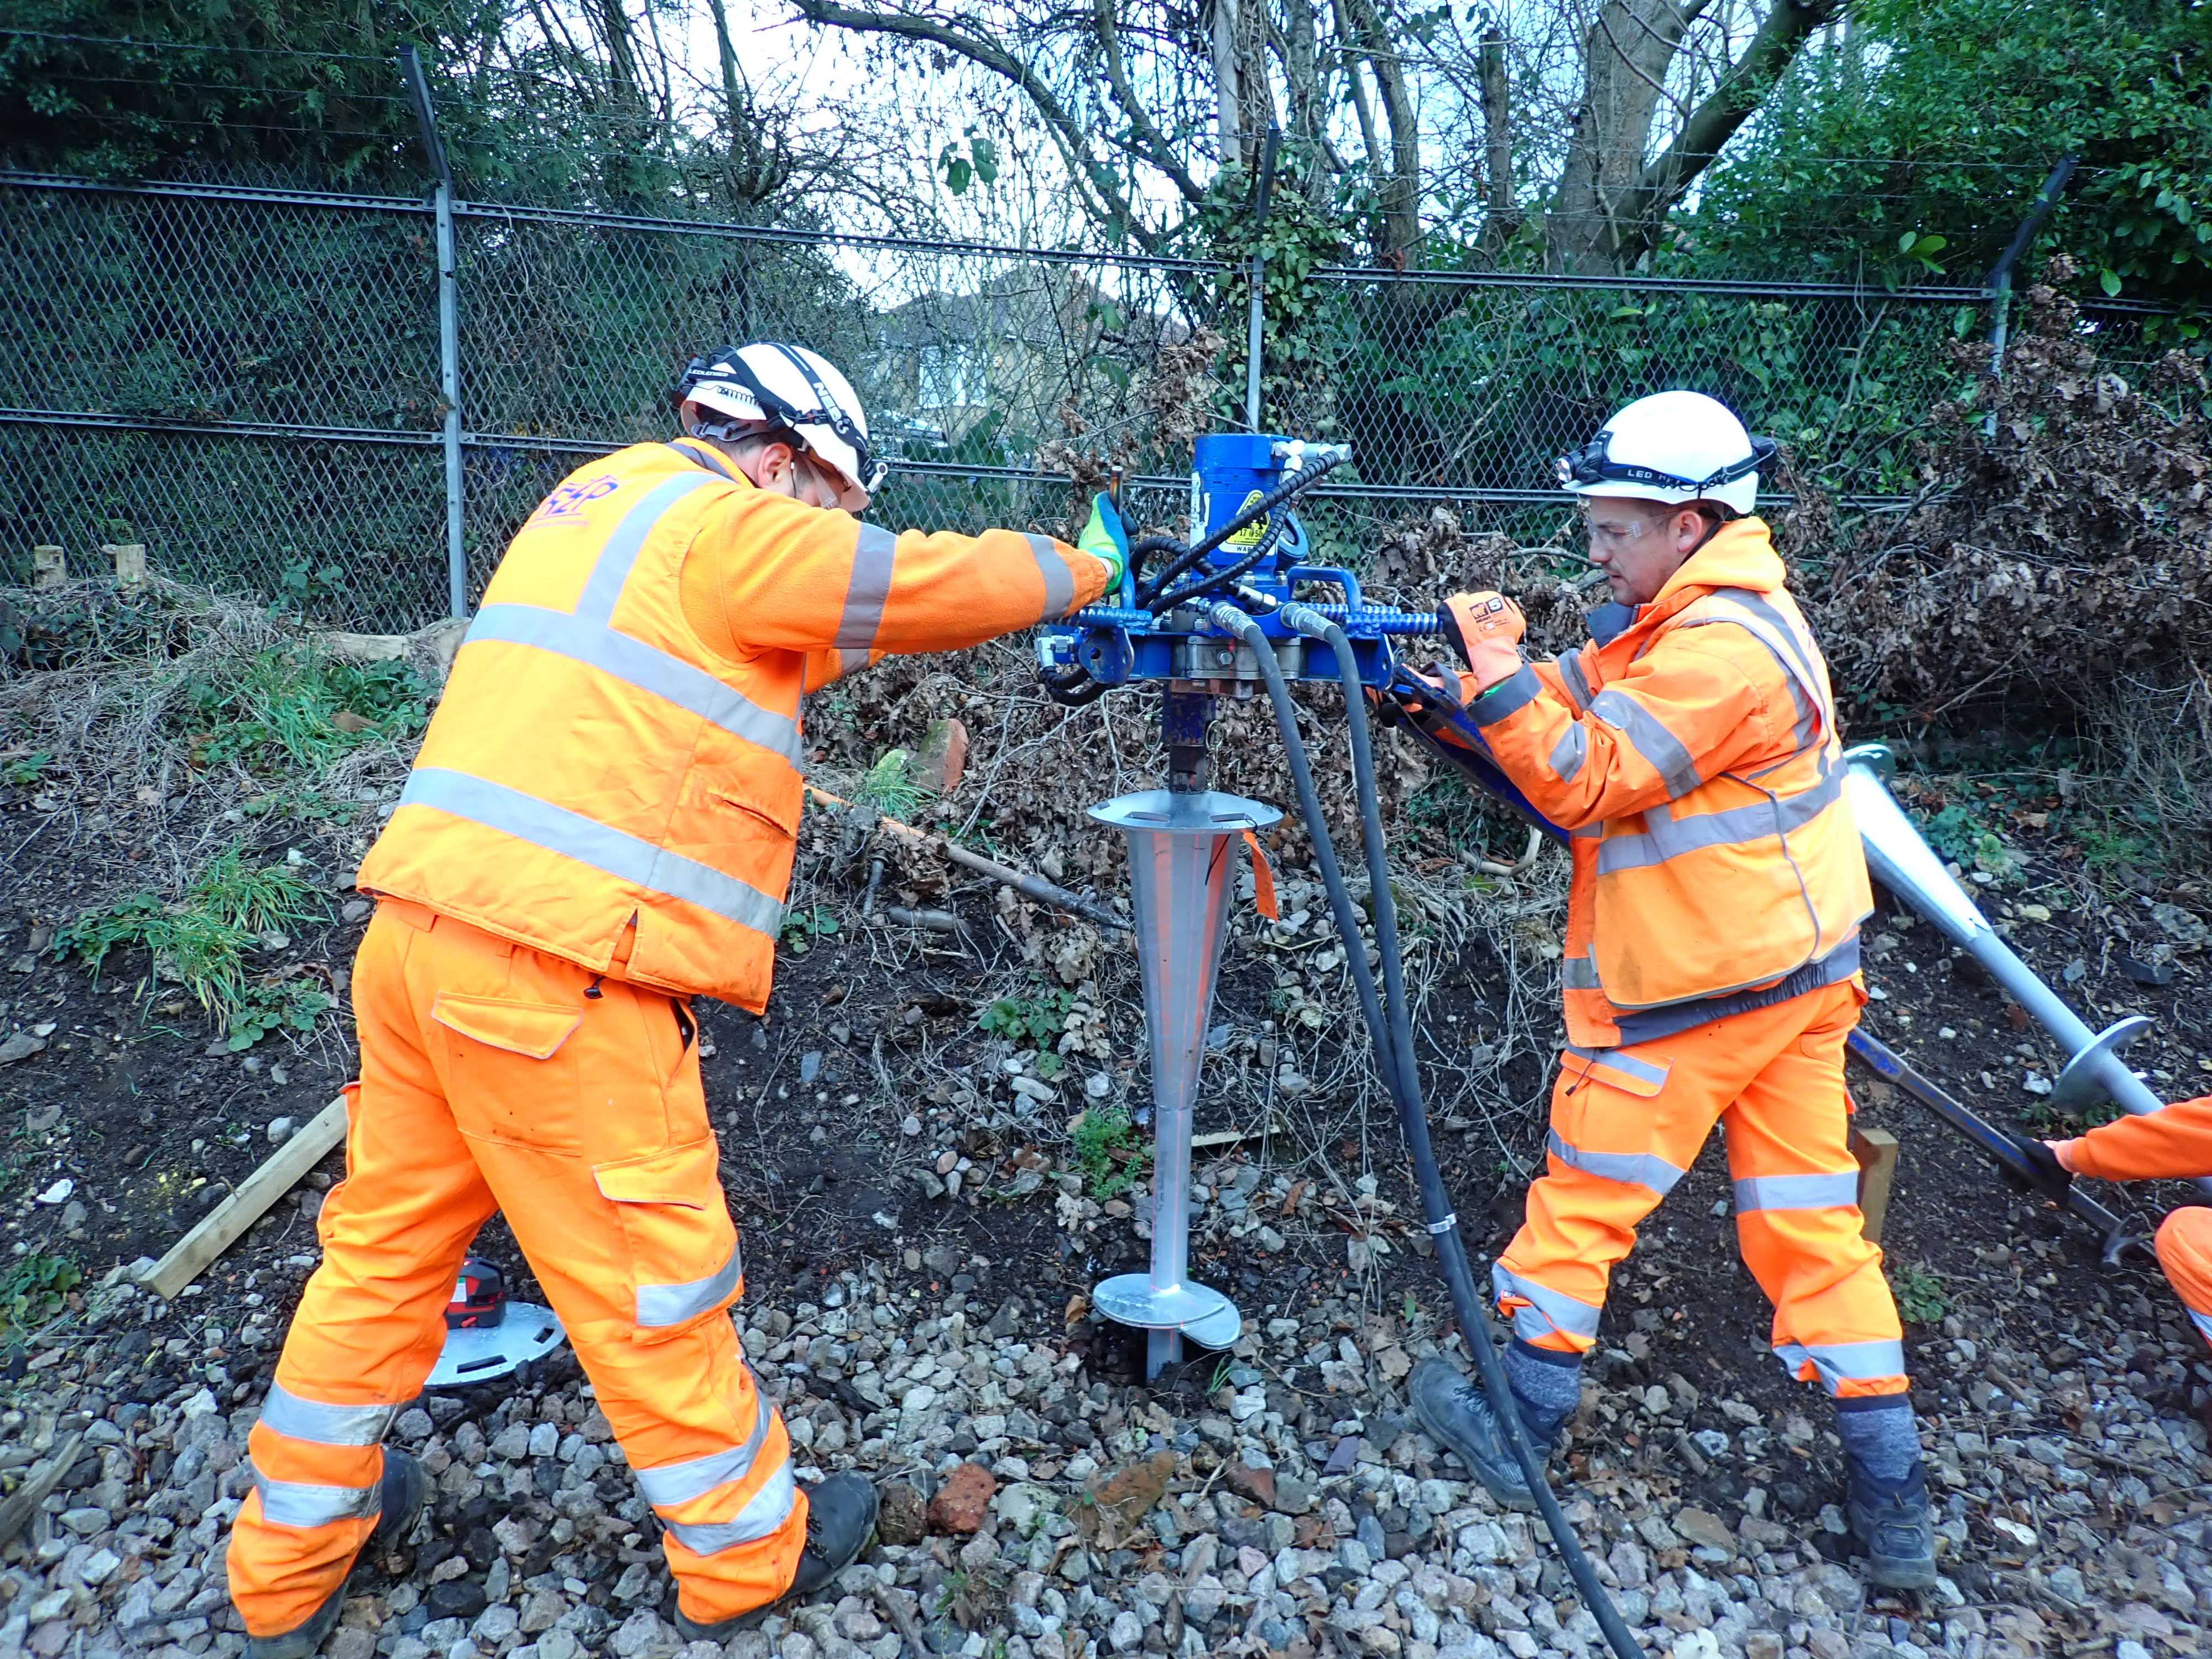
[528,474,620,525]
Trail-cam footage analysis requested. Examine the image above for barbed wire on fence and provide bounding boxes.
[0,172,2180,632]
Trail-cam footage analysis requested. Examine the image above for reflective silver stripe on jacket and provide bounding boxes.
[466,604,805,769]
[575,474,718,626]
[835,524,898,650]
[1025,533,1075,617]
[400,770,785,937]
[1548,724,1587,783]
[258,1384,399,1447]
[661,1462,797,1556]
[251,1467,381,1530]
[1693,589,1834,745]
[1472,662,1546,726]
[630,1392,773,1509]
[1558,650,1596,713]
[1772,1338,1907,1391]
[1594,760,1844,877]
[2190,1307,2212,1344]
[1563,1043,1667,1089]
[1587,690,1702,799]
[1546,1128,1685,1196]
[635,1243,743,1328]
[1490,1262,1602,1342]
[1559,952,1602,991]
[1733,1172,1861,1213]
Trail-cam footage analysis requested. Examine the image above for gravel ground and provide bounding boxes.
[3,1210,2208,1659]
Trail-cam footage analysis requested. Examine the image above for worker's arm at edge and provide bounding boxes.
[2051,1094,2212,1182]
[691,488,1111,661]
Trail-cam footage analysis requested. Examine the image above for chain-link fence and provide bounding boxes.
[0,172,2179,630]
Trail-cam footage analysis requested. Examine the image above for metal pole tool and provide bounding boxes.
[1844,744,2211,1197]
[1088,789,1279,1379]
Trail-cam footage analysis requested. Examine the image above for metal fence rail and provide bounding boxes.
[0,172,2176,632]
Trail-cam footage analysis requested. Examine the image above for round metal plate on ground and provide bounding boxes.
[1093,1273,1242,1350]
[426,1301,566,1387]
[2052,1015,2153,1112]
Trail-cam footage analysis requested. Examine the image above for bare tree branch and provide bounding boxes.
[1093,0,1202,201]
[1619,0,1844,257]
[790,0,1154,244]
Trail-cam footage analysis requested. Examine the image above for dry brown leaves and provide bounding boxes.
[1807,256,2211,719]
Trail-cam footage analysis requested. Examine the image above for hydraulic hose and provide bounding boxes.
[1136,450,1345,606]
[1218,602,1647,1659]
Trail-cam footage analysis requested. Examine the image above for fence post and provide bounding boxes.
[1984,155,2077,435]
[1244,127,1280,432]
[403,43,468,620]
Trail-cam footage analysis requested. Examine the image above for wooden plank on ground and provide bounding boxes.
[1852,1126,1901,1244]
[142,1095,349,1300]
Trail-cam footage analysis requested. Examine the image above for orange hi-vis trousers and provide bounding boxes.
[2055,1097,2212,1347]
[1493,981,1911,1399]
[227,900,803,1638]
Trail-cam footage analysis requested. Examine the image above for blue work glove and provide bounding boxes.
[1077,493,1130,592]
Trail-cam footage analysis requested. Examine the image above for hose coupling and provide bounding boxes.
[1208,600,1258,638]
[1276,601,1333,640]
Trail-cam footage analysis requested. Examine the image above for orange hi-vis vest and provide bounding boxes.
[359,439,1107,1010]
[1457,518,1872,1048]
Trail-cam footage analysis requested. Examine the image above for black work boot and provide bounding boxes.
[1410,1358,1547,1514]
[1846,1461,1938,1591]
[244,1449,431,1659]
[671,1472,880,1639]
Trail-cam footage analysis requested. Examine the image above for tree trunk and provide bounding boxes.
[1546,0,1687,272]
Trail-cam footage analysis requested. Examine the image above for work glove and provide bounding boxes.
[2005,1133,2074,1204]
[1440,591,1527,694]
[1077,493,1130,593]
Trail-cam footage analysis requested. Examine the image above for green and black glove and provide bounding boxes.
[1077,493,1130,593]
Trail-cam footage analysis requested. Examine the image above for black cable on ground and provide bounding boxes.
[1221,602,1648,1659]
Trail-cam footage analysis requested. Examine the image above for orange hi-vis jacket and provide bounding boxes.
[358,439,1109,1010]
[1455,518,1872,1047]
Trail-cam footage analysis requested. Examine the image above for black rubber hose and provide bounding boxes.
[1136,450,1345,604]
[1227,605,1648,1659]
[1039,664,1111,707]
[1146,513,1288,614]
[1128,533,1187,591]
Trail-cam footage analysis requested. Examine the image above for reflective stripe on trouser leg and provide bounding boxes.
[629,1368,801,1563]
[1720,989,1908,1399]
[226,961,500,1640]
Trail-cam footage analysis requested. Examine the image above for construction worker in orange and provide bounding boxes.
[2014,1109,2212,1348]
[225,343,1132,1655]
[1406,391,1936,1589]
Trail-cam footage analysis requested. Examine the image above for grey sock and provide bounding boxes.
[1835,1396,1922,1484]
[1503,1339,1583,1442]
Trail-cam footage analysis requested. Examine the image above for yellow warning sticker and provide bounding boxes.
[1222,488,1269,547]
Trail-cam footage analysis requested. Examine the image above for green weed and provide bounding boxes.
[174,645,430,773]
[2,750,51,786]
[1918,802,2020,882]
[1889,1263,1951,1324]
[55,847,321,1018]
[778,906,839,954]
[2072,821,2158,874]
[0,1251,81,1344]
[1070,1102,1150,1201]
[855,746,927,822]
[223,978,335,1052]
[977,988,1074,1050]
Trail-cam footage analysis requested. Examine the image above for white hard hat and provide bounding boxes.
[676,342,883,495]
[1555,390,1777,517]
